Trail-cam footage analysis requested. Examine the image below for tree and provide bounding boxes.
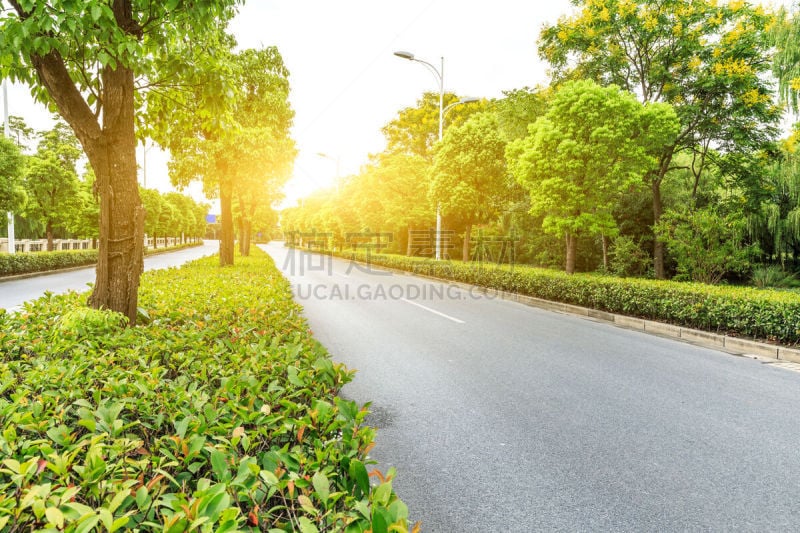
[773,4,800,114]
[382,92,485,161]
[24,156,80,251]
[746,131,800,265]
[0,1,240,323]
[139,187,163,248]
[507,80,679,274]
[68,166,100,243]
[493,86,551,142]
[540,0,781,277]
[0,135,25,214]
[430,112,508,261]
[655,206,756,284]
[157,46,294,265]
[7,115,34,150]
[24,121,83,250]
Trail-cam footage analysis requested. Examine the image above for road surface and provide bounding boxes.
[0,241,219,312]
[264,242,800,532]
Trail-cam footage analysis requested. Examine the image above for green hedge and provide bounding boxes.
[0,249,98,276]
[339,249,800,345]
[0,242,203,278]
[0,249,410,532]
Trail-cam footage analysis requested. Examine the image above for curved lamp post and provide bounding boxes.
[394,51,477,260]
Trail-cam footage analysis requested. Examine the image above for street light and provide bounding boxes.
[443,96,480,124]
[394,51,477,260]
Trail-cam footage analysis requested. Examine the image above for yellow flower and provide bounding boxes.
[790,78,800,91]
[741,89,761,106]
[618,0,636,16]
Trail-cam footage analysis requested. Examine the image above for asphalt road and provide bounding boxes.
[0,240,219,312]
[264,242,800,532]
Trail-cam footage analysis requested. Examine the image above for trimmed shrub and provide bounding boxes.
[0,248,410,531]
[0,242,203,278]
[0,249,97,276]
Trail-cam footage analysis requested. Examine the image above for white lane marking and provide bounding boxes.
[400,298,465,324]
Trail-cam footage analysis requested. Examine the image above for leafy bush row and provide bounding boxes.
[0,248,411,532]
[339,249,800,345]
[0,242,203,277]
[0,250,98,277]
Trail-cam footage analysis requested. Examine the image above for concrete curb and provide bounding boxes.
[346,256,794,364]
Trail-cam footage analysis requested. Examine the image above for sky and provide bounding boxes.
[2,0,794,211]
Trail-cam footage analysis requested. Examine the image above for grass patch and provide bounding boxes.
[0,248,410,532]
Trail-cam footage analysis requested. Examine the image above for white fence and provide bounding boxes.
[0,238,94,253]
[0,236,185,253]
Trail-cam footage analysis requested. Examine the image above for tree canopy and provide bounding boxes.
[155,46,295,265]
[0,0,242,322]
[508,80,679,274]
[0,135,25,214]
[430,112,508,261]
[539,0,781,277]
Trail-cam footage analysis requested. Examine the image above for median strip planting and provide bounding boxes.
[0,248,411,532]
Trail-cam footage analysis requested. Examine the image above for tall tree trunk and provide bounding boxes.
[601,234,609,272]
[85,68,143,324]
[462,224,472,262]
[652,179,665,279]
[46,221,54,252]
[219,175,234,266]
[565,232,577,274]
[24,2,144,324]
[239,218,251,256]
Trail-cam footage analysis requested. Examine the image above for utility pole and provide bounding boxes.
[3,78,15,255]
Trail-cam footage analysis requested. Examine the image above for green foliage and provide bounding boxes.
[608,235,652,278]
[0,135,26,214]
[507,79,679,273]
[0,242,202,278]
[156,46,295,264]
[653,207,757,284]
[0,1,241,112]
[67,167,101,241]
[57,307,128,337]
[747,133,800,262]
[539,0,781,277]
[772,4,800,114]
[0,250,97,276]
[751,265,799,289]
[381,92,486,161]
[318,247,800,344]
[282,151,437,256]
[23,155,81,248]
[430,112,508,230]
[492,86,551,142]
[0,248,411,531]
